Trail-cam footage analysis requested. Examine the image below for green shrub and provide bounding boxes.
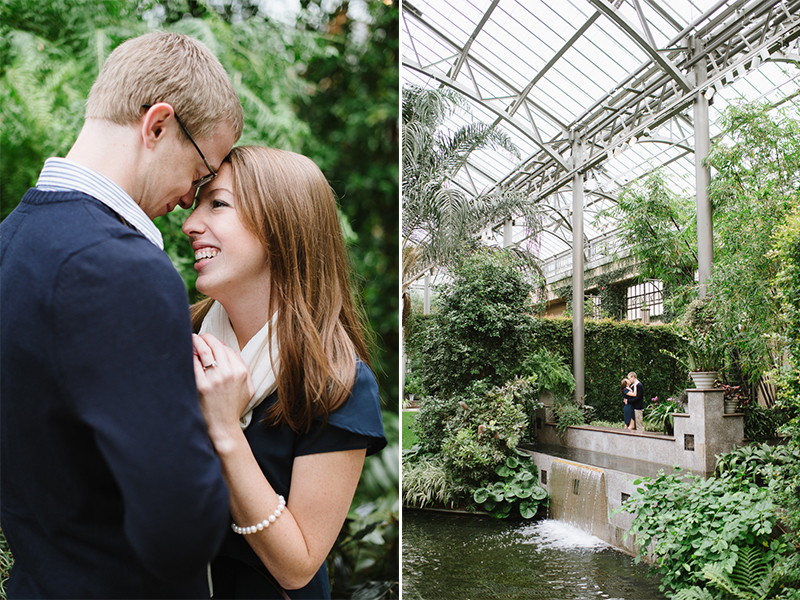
[743,404,787,441]
[617,467,780,596]
[406,250,537,398]
[714,442,800,487]
[440,377,537,487]
[411,394,458,454]
[401,453,467,510]
[643,396,685,433]
[403,377,541,516]
[552,401,585,438]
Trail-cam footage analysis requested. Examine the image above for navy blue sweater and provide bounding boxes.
[1,189,230,598]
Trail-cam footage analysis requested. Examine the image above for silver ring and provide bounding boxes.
[203,361,218,370]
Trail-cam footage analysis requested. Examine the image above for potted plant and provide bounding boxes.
[721,383,746,414]
[663,296,725,388]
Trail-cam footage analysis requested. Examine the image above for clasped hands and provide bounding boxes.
[192,333,255,444]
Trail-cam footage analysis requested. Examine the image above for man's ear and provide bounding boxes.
[141,103,175,150]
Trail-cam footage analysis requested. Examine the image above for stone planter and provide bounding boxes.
[724,399,739,414]
[690,371,718,389]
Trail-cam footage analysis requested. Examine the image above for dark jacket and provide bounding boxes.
[628,381,644,410]
[1,189,229,598]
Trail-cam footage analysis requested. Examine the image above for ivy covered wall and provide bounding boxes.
[531,317,687,421]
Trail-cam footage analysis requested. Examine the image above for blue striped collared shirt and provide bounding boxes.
[36,157,164,250]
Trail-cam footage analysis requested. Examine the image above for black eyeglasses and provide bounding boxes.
[142,104,217,188]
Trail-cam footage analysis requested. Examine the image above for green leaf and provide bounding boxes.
[529,485,547,501]
[496,465,513,478]
[519,501,537,519]
[473,488,489,504]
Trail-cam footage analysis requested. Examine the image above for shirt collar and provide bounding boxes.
[36,157,164,250]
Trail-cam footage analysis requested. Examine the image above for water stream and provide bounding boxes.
[403,510,665,600]
[548,459,608,539]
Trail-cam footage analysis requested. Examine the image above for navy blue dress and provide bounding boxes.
[209,360,386,599]
[623,389,634,425]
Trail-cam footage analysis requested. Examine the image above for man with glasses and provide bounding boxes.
[0,32,243,598]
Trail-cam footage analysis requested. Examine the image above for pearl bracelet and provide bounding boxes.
[231,495,286,535]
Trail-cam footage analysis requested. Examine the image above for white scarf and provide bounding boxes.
[199,301,279,429]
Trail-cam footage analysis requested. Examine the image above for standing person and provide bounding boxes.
[625,371,645,430]
[621,378,635,430]
[0,32,244,598]
[184,146,387,599]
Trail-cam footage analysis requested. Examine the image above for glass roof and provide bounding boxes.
[402,0,800,276]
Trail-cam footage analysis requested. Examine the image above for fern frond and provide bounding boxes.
[729,546,769,594]
[671,586,716,600]
[701,563,750,599]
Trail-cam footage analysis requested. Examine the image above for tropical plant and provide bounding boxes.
[672,545,788,600]
[594,168,698,318]
[518,348,575,401]
[401,84,543,320]
[603,101,800,384]
[472,453,548,519]
[401,453,467,510]
[616,467,780,596]
[742,405,786,441]
[406,249,540,398]
[714,442,800,487]
[403,376,541,516]
[663,295,726,374]
[643,396,684,433]
[439,377,538,487]
[552,400,586,438]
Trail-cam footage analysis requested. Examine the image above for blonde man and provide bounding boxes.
[1,32,243,598]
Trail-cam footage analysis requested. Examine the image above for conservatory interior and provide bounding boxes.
[401,1,800,598]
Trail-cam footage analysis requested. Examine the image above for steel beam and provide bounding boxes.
[588,0,692,91]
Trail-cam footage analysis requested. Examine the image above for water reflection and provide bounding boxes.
[403,510,665,600]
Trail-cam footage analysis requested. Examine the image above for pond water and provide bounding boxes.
[403,510,665,600]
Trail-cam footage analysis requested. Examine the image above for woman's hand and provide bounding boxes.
[192,333,254,449]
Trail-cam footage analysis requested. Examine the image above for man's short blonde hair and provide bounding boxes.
[85,31,243,142]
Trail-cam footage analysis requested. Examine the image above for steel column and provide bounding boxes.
[423,270,431,315]
[693,38,713,297]
[572,139,585,405]
[503,218,513,247]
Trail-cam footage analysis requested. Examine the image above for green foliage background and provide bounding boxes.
[411,304,687,423]
[0,0,399,596]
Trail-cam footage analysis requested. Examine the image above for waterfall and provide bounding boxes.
[548,459,608,539]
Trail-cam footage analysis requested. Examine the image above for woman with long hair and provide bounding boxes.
[621,377,634,430]
[183,146,386,598]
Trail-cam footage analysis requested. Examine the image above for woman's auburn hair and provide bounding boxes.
[191,146,372,433]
